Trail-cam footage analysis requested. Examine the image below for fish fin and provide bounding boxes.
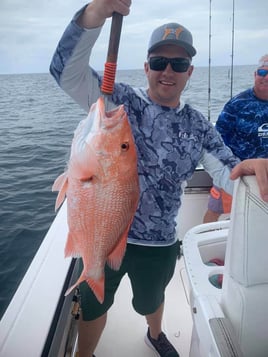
[64,232,81,258]
[107,227,129,271]
[52,171,68,191]
[64,273,105,304]
[64,276,84,298]
[52,172,68,210]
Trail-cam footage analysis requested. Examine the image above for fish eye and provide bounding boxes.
[80,176,93,183]
[121,142,129,151]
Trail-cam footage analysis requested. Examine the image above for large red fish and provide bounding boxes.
[52,96,139,303]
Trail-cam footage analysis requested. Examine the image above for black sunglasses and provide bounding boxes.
[148,56,191,73]
[257,68,268,77]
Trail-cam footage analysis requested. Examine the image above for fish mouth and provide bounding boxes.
[102,105,126,129]
[80,97,126,147]
[96,96,126,129]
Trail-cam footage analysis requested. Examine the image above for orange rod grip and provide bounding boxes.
[101,62,117,95]
[101,12,123,95]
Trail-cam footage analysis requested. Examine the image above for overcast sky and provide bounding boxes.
[1,0,267,74]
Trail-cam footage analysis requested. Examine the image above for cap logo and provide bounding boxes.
[162,27,183,40]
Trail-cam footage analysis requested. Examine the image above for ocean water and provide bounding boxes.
[0,65,255,318]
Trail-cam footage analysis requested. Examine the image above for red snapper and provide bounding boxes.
[52,96,139,303]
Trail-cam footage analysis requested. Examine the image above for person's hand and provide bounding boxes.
[230,158,268,202]
[78,0,131,29]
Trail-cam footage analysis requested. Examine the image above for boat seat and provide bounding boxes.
[221,175,268,356]
[183,176,268,357]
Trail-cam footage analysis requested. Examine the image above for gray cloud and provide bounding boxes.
[0,0,267,74]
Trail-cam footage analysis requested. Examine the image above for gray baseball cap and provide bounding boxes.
[148,23,196,57]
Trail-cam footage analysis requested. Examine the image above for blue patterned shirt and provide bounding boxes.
[216,88,268,159]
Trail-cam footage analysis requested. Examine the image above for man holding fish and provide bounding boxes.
[50,1,268,356]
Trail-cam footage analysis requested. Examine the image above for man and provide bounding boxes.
[204,54,268,223]
[50,2,268,356]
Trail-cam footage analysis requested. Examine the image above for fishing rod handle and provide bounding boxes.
[107,12,123,63]
[101,12,123,95]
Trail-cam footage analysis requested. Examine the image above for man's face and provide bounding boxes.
[254,65,268,100]
[144,44,193,108]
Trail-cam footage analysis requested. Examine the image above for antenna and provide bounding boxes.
[230,0,235,98]
[208,0,212,121]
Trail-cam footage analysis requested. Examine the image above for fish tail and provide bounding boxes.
[64,273,105,304]
[85,275,105,304]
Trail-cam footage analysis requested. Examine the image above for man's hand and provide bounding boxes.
[231,158,268,202]
[78,0,131,29]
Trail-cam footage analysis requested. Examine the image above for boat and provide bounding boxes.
[0,168,209,357]
[1,167,267,357]
[2,3,268,356]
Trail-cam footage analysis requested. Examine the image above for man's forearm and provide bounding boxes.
[76,2,107,29]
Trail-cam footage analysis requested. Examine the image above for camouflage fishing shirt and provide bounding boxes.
[50,7,240,246]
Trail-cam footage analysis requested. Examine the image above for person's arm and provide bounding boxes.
[77,0,130,29]
[199,119,240,195]
[230,158,268,202]
[199,148,238,195]
[49,0,131,111]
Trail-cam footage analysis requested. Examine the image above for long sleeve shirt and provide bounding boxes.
[50,7,240,246]
[216,88,268,160]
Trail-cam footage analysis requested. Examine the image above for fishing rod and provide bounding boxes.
[208,0,212,121]
[101,12,123,99]
[208,0,235,120]
[230,0,235,98]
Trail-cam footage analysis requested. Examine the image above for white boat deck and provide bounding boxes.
[94,257,192,357]
[0,173,211,357]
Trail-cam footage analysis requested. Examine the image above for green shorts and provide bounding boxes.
[79,240,180,321]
